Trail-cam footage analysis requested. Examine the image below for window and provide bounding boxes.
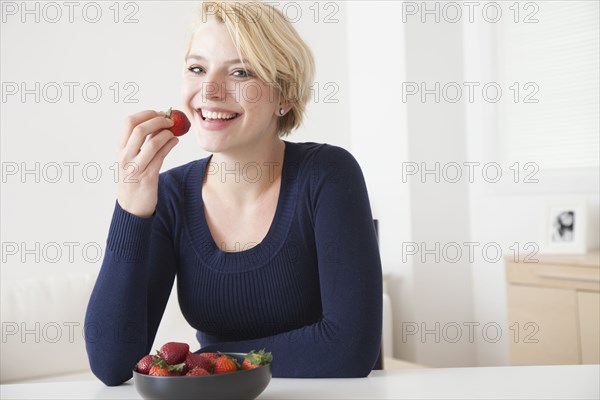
[496,1,599,171]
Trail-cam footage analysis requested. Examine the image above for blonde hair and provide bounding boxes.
[185,1,316,137]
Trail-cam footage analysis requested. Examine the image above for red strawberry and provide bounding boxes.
[198,352,220,365]
[165,107,190,137]
[149,365,179,376]
[149,356,185,376]
[242,349,273,370]
[135,355,156,375]
[159,342,189,364]
[241,359,256,370]
[186,367,210,376]
[213,354,240,374]
[185,353,214,373]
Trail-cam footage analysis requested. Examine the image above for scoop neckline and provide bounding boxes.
[184,141,298,272]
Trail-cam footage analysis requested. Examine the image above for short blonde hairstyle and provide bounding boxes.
[185,1,316,137]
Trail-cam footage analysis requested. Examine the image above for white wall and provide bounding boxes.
[345,1,416,362]
[403,11,478,367]
[346,1,477,367]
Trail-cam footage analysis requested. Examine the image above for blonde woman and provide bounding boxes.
[85,1,382,385]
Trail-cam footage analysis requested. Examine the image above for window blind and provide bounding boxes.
[496,1,599,170]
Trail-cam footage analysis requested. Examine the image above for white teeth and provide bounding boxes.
[201,109,237,120]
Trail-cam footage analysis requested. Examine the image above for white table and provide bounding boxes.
[2,365,599,399]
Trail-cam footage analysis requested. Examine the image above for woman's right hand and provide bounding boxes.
[116,110,179,218]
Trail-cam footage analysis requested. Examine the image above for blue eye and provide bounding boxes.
[188,66,205,74]
[233,69,252,78]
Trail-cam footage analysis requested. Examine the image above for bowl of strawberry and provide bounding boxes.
[133,342,272,400]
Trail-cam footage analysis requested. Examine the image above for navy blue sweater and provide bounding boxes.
[85,141,382,386]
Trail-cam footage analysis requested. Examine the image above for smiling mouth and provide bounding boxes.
[197,108,242,122]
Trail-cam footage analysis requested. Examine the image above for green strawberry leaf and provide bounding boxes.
[151,357,169,368]
[168,362,186,373]
[245,349,273,365]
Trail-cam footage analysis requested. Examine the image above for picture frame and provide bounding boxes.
[540,202,588,254]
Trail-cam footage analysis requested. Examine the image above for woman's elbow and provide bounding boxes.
[341,346,380,377]
[318,354,377,378]
[342,327,382,377]
[90,362,133,386]
[87,348,134,386]
[321,336,381,378]
[335,361,374,378]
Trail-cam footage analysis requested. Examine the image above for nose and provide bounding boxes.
[203,71,227,102]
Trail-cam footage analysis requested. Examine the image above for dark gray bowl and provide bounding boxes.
[133,352,272,400]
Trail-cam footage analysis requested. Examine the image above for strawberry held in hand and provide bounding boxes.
[165,107,191,137]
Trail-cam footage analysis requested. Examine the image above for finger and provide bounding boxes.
[134,129,176,171]
[124,115,174,159]
[146,136,179,175]
[118,110,160,150]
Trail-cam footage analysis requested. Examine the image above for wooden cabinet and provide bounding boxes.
[505,252,600,365]
[578,291,600,364]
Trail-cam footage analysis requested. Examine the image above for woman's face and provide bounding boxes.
[182,19,281,154]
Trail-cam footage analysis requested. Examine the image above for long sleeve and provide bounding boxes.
[84,176,178,386]
[199,146,383,377]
